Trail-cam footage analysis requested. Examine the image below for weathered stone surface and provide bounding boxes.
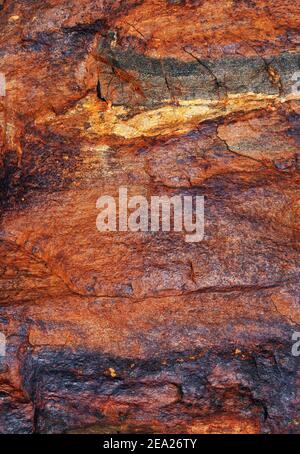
[0,0,300,434]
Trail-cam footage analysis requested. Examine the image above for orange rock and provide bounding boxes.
[0,0,300,434]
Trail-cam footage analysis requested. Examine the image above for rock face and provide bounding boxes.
[0,0,300,434]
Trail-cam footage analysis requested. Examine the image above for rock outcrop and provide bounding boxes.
[0,0,299,433]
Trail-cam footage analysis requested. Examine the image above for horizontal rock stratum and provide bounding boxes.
[0,0,300,434]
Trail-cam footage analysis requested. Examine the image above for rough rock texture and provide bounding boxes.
[0,0,300,434]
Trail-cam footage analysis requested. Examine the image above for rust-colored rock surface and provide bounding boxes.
[0,0,300,434]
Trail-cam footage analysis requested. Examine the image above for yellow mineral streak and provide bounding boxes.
[8,15,20,22]
[38,92,300,140]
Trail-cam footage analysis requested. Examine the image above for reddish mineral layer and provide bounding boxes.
[0,0,300,434]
